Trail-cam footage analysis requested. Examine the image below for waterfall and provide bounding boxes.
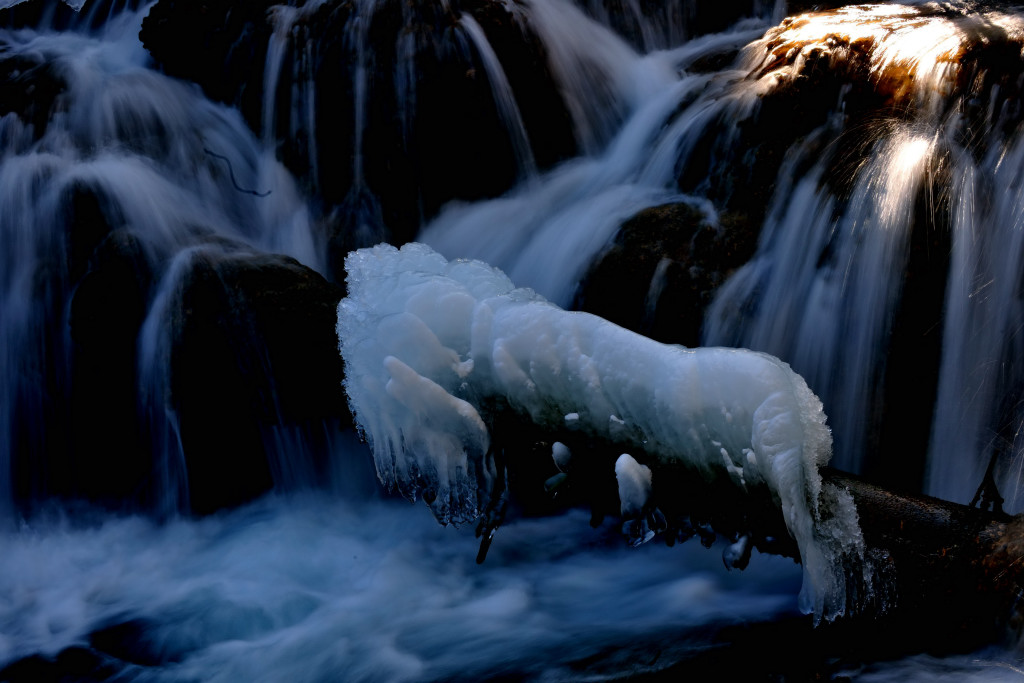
[422,1,1024,509]
[0,7,324,514]
[929,134,1024,509]
[457,14,537,178]
[700,4,1024,505]
[704,129,938,475]
[5,0,1024,678]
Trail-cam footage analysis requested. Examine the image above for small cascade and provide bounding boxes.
[0,8,331,516]
[141,0,685,254]
[23,0,1024,521]
[0,0,145,31]
[420,21,769,305]
[928,135,1024,509]
[518,0,638,154]
[702,4,1024,502]
[423,1,1024,511]
[704,129,939,474]
[458,14,537,178]
[572,0,780,52]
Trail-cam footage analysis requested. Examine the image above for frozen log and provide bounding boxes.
[335,241,1024,636]
[338,242,866,622]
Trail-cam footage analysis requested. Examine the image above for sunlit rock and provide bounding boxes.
[746,3,1024,130]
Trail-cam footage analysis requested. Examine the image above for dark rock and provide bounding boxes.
[141,0,582,256]
[0,646,122,683]
[140,0,276,126]
[89,617,176,667]
[14,191,348,516]
[575,0,763,51]
[69,229,154,509]
[0,51,68,144]
[462,0,577,170]
[169,248,347,514]
[576,202,758,347]
[8,179,155,512]
[867,153,952,492]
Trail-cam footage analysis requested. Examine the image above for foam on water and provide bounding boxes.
[0,489,807,681]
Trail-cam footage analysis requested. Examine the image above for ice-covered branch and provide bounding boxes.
[337,243,866,621]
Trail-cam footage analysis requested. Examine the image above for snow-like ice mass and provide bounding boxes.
[337,242,866,620]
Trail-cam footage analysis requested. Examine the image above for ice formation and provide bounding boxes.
[337,242,865,620]
[614,453,651,518]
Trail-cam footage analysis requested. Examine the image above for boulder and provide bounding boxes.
[576,202,758,347]
[168,248,347,514]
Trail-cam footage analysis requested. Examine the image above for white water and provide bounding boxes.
[419,19,768,304]
[928,133,1024,507]
[0,0,85,9]
[0,490,808,680]
[458,14,537,178]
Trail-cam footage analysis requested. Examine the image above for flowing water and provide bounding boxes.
[3,0,1024,679]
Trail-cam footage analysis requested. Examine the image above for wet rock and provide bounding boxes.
[576,202,758,347]
[89,617,179,667]
[6,182,130,510]
[579,4,1024,498]
[68,228,153,509]
[169,248,347,514]
[867,156,952,491]
[140,0,276,127]
[23,197,348,516]
[0,52,68,145]
[714,4,1024,491]
[574,0,763,51]
[0,646,121,683]
[141,0,580,254]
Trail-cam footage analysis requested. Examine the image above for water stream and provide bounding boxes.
[3,0,1024,679]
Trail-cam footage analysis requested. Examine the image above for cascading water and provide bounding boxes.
[424,1,1024,510]
[699,5,1024,507]
[4,0,1024,679]
[928,131,1024,509]
[0,4,328,514]
[705,128,939,477]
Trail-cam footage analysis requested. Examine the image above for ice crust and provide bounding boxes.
[338,243,865,620]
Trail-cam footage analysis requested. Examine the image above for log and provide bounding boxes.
[820,468,1023,648]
